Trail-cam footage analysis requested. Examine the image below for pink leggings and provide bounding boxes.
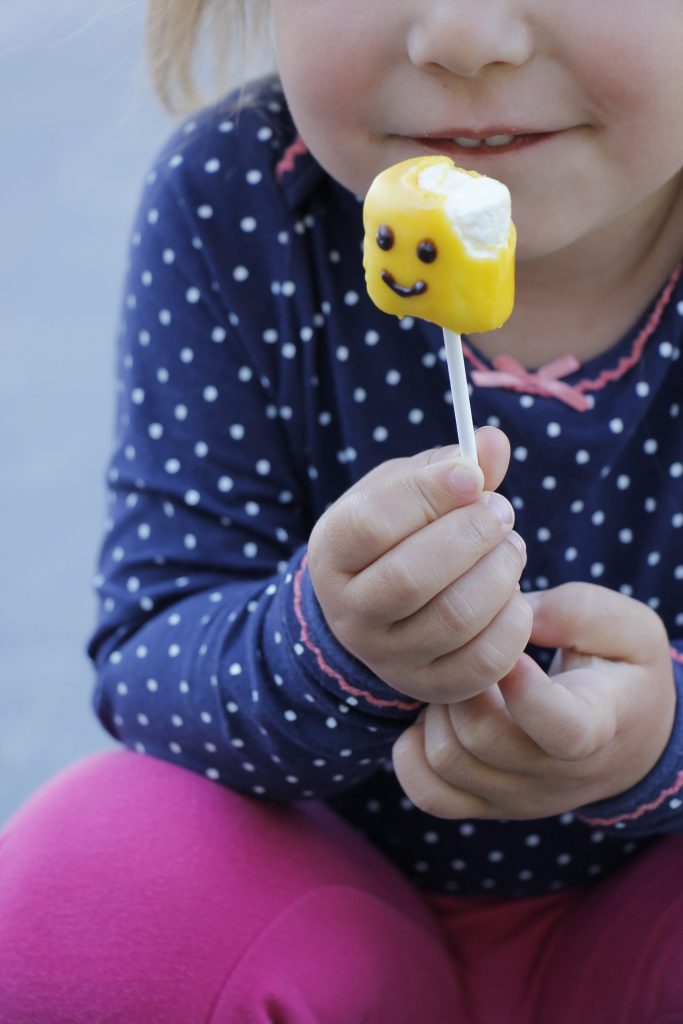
[1,750,682,1023]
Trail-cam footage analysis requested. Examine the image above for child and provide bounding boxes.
[2,1,683,1021]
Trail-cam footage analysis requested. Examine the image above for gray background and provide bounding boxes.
[1,1,196,824]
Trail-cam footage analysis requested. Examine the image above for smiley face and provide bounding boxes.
[376,225,434,298]
[362,156,516,335]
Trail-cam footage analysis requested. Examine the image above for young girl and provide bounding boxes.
[2,2,683,1021]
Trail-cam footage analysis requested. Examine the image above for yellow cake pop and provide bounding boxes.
[363,155,516,336]
[363,156,516,462]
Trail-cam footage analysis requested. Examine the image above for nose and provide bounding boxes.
[406,2,534,78]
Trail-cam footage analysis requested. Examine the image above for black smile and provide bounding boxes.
[381,270,428,298]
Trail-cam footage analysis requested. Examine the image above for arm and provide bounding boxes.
[88,162,417,801]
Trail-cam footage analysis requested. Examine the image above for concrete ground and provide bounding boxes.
[0,0,175,824]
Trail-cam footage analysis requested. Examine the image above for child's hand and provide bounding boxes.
[392,583,676,819]
[307,427,532,703]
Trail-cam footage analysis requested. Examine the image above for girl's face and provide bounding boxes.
[271,0,683,264]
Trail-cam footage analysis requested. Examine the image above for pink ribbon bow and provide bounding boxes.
[471,353,592,412]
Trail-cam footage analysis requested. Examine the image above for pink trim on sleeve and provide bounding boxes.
[671,647,683,665]
[292,554,422,712]
[581,769,683,827]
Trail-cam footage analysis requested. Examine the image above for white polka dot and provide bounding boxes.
[197,205,214,219]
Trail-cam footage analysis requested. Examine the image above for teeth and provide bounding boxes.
[483,133,515,147]
[453,133,517,148]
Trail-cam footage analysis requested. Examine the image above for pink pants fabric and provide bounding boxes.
[0,751,681,1024]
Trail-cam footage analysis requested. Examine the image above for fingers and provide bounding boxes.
[381,530,527,657]
[392,591,534,702]
[327,458,484,576]
[392,715,492,820]
[498,654,619,760]
[344,494,522,624]
[526,583,669,664]
[310,427,511,577]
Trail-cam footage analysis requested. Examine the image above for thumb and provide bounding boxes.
[526,582,667,664]
[472,425,511,493]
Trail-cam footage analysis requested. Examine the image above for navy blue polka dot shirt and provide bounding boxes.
[89,77,683,898]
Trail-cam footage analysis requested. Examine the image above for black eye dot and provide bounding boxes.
[376,225,394,251]
[417,239,437,263]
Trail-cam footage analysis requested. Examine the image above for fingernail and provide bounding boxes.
[448,463,481,499]
[485,492,514,526]
[506,530,526,557]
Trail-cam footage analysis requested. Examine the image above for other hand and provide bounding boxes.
[392,583,676,819]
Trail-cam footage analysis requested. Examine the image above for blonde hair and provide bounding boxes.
[146,0,271,113]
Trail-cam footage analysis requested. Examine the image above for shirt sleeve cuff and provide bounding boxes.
[577,650,683,832]
[280,550,423,719]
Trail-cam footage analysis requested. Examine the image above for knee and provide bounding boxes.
[0,750,302,1023]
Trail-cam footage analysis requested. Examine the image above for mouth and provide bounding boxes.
[381,270,428,298]
[416,129,561,157]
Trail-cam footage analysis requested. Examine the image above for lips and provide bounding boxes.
[417,129,560,157]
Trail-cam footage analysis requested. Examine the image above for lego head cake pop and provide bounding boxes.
[363,155,516,336]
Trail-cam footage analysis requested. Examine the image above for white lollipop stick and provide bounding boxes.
[443,328,477,464]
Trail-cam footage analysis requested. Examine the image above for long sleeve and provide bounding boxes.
[88,108,420,802]
[578,642,683,835]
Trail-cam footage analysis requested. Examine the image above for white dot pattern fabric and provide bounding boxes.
[89,77,683,898]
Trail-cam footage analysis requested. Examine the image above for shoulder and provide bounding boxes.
[138,77,319,234]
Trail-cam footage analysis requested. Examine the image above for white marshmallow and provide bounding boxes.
[418,164,511,258]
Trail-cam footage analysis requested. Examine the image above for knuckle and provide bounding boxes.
[412,472,446,525]
[425,734,456,777]
[433,583,479,639]
[462,504,503,553]
[341,490,386,555]
[374,556,423,615]
[460,594,533,686]
[451,711,491,759]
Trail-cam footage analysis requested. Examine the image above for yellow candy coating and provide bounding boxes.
[362,156,516,335]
